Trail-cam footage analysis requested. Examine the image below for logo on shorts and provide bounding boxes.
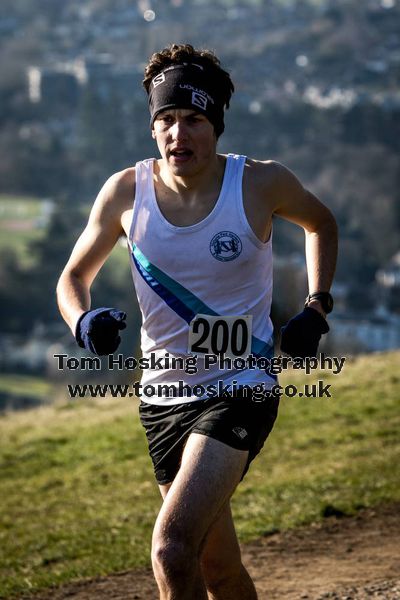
[210,231,242,262]
[232,427,248,440]
[192,91,208,110]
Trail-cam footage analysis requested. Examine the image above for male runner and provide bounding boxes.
[57,44,337,600]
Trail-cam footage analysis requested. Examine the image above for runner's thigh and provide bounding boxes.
[152,432,248,549]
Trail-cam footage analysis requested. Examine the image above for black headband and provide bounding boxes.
[148,64,225,137]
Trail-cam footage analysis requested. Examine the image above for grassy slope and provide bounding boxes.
[0,351,399,597]
[0,375,53,399]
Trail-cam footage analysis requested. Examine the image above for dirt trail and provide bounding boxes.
[21,503,400,599]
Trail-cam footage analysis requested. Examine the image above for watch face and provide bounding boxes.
[320,293,333,313]
[327,295,334,311]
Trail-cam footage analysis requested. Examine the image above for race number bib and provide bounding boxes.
[188,314,252,360]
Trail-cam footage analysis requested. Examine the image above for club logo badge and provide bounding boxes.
[210,231,242,262]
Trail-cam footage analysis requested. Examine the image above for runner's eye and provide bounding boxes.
[159,115,174,124]
[187,115,202,123]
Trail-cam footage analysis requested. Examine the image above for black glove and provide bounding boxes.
[280,307,329,359]
[75,307,127,355]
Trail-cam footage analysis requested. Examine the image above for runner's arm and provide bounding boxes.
[270,162,338,316]
[56,171,131,335]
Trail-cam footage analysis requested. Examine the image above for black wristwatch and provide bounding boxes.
[305,292,334,314]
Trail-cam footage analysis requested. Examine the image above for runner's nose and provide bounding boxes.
[170,120,188,141]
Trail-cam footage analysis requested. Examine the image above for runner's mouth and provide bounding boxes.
[170,149,193,159]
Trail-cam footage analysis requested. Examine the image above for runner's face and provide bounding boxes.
[152,108,217,176]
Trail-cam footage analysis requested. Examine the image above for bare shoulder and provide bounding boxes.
[88,166,136,231]
[242,158,283,208]
[245,156,282,174]
[99,166,136,211]
[244,157,282,178]
[244,157,296,187]
[244,157,308,210]
[243,158,284,195]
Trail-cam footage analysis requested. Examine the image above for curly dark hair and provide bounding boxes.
[143,43,234,110]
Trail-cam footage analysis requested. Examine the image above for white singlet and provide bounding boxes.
[128,153,276,405]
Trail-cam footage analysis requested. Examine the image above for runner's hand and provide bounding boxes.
[75,307,127,355]
[280,307,329,358]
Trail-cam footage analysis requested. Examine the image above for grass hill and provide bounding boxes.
[0,351,399,597]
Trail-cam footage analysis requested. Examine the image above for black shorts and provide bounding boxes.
[138,394,279,485]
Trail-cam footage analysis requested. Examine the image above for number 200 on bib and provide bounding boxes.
[188,314,252,360]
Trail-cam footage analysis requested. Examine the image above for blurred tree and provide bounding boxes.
[0,198,84,333]
[76,87,129,194]
[0,248,30,332]
[0,196,141,346]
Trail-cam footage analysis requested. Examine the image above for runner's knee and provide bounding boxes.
[152,537,197,578]
[152,514,199,571]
